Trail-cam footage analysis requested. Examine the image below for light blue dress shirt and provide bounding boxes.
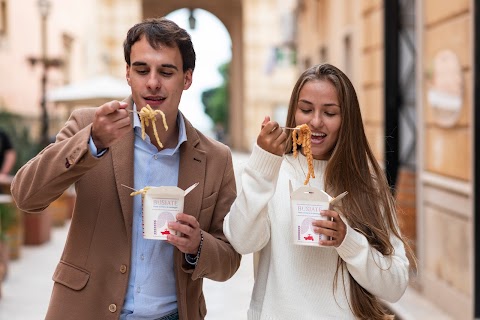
[118,110,187,319]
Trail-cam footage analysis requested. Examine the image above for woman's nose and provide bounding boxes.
[309,113,323,128]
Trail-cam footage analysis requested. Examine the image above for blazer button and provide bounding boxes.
[120,264,127,274]
[108,304,117,313]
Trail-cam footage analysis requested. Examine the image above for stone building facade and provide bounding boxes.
[0,0,475,318]
[294,1,474,319]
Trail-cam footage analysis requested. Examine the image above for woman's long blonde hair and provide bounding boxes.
[285,64,415,319]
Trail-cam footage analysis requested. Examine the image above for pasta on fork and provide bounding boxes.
[292,124,315,185]
[138,104,168,148]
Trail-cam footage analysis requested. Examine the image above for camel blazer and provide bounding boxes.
[11,99,241,320]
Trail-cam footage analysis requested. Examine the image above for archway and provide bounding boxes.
[142,0,244,150]
[165,9,231,143]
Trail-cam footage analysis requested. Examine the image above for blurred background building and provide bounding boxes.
[0,0,476,319]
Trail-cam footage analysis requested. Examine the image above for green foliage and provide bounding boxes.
[201,62,229,131]
[0,109,42,173]
[0,203,16,241]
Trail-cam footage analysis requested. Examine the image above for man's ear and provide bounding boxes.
[126,65,131,86]
[183,69,193,89]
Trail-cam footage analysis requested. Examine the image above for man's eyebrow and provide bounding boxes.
[130,62,178,71]
[159,63,179,71]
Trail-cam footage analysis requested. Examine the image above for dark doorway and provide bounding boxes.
[473,2,480,318]
[384,0,417,267]
[384,0,416,191]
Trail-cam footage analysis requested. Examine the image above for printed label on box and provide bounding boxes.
[143,187,185,240]
[291,199,329,246]
[289,181,331,247]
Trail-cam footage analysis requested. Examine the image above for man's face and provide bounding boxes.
[126,35,192,123]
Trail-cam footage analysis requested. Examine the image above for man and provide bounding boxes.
[11,18,241,320]
[0,129,16,179]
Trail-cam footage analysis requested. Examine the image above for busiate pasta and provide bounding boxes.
[130,186,151,196]
[292,124,315,185]
[138,104,168,148]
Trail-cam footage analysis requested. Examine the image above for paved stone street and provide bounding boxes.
[0,220,254,319]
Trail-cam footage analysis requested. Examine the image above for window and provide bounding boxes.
[344,34,352,77]
[0,0,7,36]
[319,45,328,63]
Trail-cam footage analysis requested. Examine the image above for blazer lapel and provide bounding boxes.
[111,97,135,239]
[178,117,205,220]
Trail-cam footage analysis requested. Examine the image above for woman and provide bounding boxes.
[224,64,413,319]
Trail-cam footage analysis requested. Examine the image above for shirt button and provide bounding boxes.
[140,254,144,260]
[108,304,117,312]
[154,155,158,160]
[119,265,127,274]
[136,287,141,293]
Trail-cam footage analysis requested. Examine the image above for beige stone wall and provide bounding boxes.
[294,0,475,319]
[419,0,473,318]
[242,0,297,150]
[296,0,381,159]
[98,0,142,78]
[0,0,140,136]
[360,0,384,162]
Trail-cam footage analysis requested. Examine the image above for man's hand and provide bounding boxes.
[167,213,202,255]
[257,116,287,156]
[91,101,131,150]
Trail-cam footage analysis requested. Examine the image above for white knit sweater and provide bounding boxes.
[224,144,409,320]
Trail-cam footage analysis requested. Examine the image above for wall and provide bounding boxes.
[0,0,141,137]
[418,0,473,317]
[241,0,298,150]
[294,0,475,318]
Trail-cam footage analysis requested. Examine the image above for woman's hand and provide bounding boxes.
[257,116,288,156]
[312,209,347,247]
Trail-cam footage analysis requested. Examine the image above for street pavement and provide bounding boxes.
[0,151,253,320]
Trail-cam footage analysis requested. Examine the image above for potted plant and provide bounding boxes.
[0,201,17,281]
[0,109,51,246]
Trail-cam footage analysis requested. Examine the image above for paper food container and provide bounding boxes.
[142,186,185,240]
[290,181,333,247]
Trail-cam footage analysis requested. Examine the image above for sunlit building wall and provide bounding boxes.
[0,0,141,136]
[241,0,298,149]
[294,0,473,319]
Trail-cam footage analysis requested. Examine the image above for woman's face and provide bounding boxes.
[294,79,342,160]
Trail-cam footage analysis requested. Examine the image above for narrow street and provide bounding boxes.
[0,220,254,319]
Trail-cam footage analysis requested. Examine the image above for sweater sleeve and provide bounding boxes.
[223,144,283,254]
[335,222,410,303]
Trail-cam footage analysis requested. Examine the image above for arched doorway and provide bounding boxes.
[165,9,232,143]
[142,0,244,150]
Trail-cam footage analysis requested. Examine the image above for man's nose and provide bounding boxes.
[147,75,161,90]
